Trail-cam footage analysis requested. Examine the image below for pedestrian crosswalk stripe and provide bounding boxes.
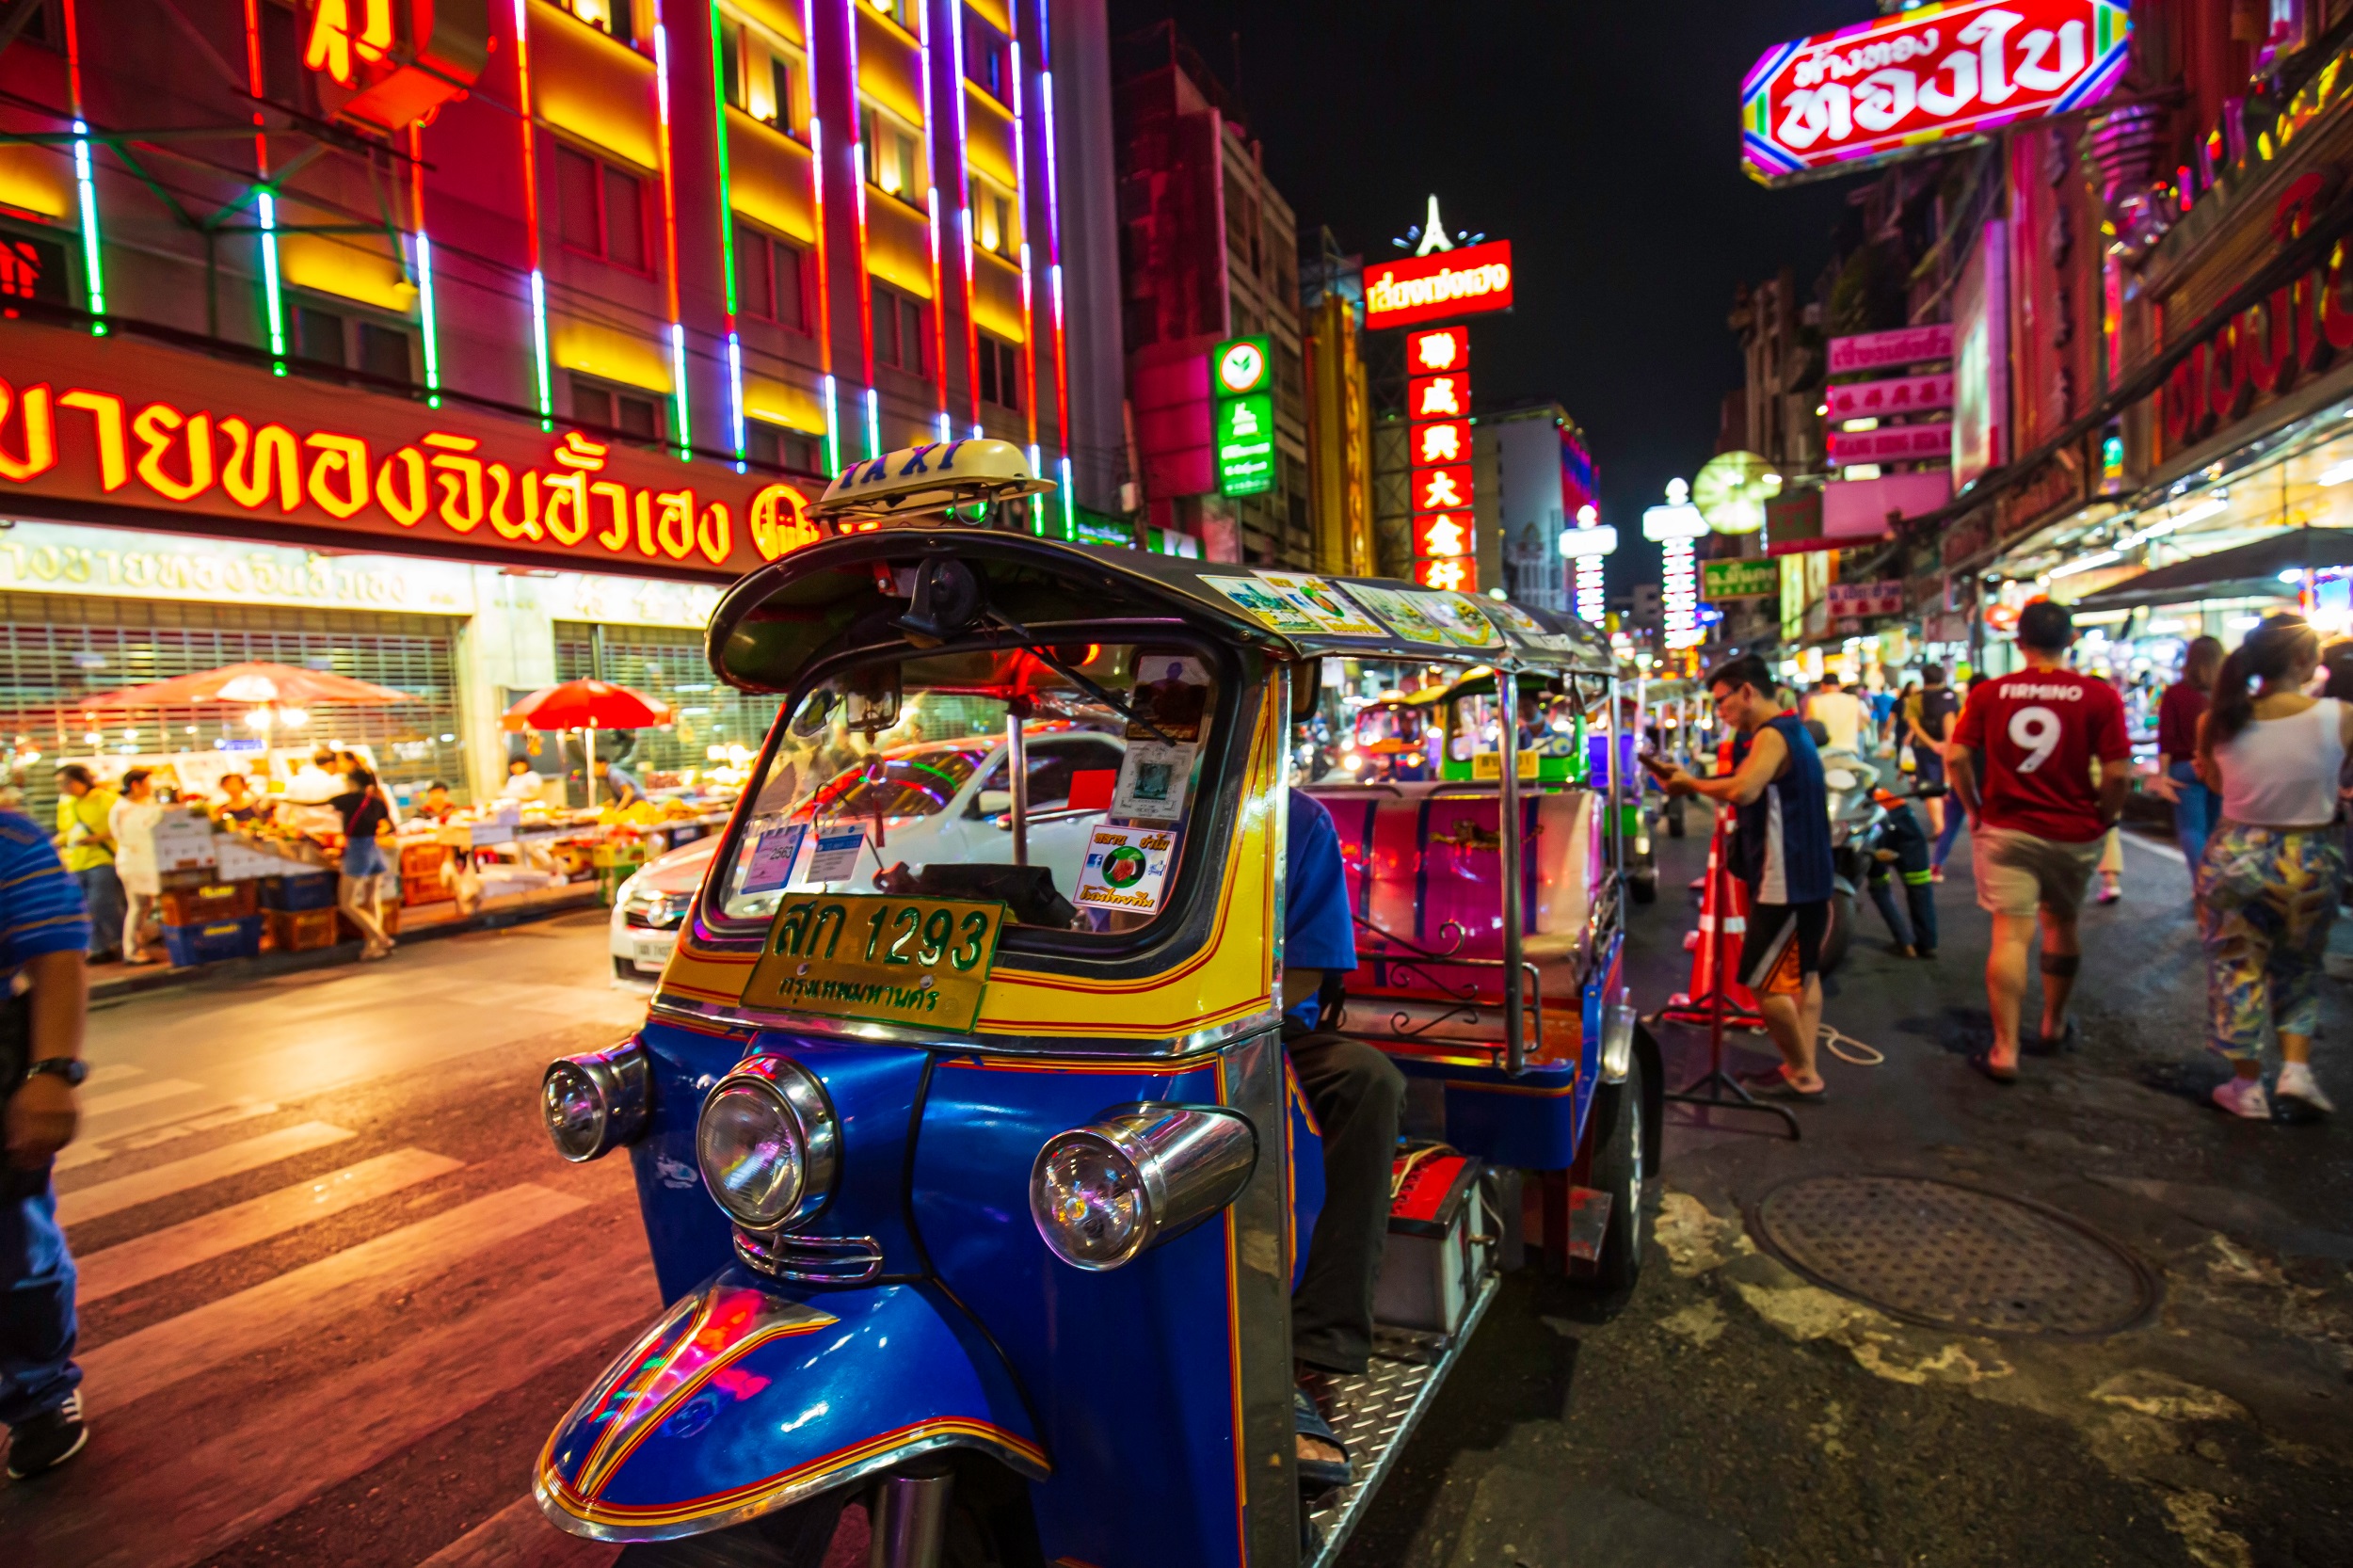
[413,1496,620,1567]
[20,1253,659,1568]
[78,1078,204,1118]
[56,1121,357,1225]
[79,1184,591,1412]
[54,1100,282,1173]
[73,1148,467,1304]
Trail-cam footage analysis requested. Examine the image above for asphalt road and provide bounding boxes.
[8,817,2351,1568]
[1337,812,2353,1568]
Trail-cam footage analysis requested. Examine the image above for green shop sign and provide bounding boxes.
[1702,557,1778,600]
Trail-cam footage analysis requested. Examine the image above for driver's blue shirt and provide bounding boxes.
[1285,791,1356,1031]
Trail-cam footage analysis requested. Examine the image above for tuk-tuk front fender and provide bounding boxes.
[536,1268,1046,1544]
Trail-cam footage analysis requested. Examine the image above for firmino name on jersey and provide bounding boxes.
[2005,682,2089,701]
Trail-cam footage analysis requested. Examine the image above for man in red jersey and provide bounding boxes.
[1948,600,2131,1083]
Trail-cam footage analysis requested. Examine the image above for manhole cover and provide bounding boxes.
[1750,1174,2158,1337]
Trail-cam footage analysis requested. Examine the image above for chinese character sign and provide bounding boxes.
[1407,327,1469,373]
[1414,465,1473,514]
[1742,0,2131,185]
[1409,374,1467,422]
[1408,332,1475,590]
[1413,419,1469,468]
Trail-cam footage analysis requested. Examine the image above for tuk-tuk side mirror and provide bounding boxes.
[789,688,836,738]
[977,789,1014,818]
[842,665,902,735]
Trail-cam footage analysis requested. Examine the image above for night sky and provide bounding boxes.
[1107,0,1871,591]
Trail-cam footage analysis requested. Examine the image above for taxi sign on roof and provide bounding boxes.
[809,439,1055,523]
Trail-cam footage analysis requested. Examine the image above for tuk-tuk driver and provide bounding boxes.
[1280,788,1404,1495]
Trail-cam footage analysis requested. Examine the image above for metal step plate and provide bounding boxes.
[1303,1272,1501,1567]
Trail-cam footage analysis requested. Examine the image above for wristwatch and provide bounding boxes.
[24,1059,88,1087]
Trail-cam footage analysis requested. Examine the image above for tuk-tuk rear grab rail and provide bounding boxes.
[1342,958,1550,1066]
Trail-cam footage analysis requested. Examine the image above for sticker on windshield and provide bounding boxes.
[1410,590,1507,648]
[1113,740,1195,822]
[1075,825,1178,915]
[1343,584,1449,645]
[1201,575,1321,634]
[739,823,808,896]
[1250,573,1389,637]
[1482,598,1572,650]
[801,827,868,886]
[1128,654,1211,741]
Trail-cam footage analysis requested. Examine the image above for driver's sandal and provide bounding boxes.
[1293,1387,1353,1496]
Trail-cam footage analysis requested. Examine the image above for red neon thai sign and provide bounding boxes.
[0,319,808,582]
[1364,241,1514,331]
[1741,0,2130,186]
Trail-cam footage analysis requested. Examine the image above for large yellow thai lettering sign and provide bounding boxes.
[0,320,815,583]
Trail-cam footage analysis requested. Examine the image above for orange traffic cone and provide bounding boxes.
[1661,808,1764,1029]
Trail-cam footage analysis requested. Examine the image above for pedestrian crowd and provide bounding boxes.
[1673,599,2340,1125]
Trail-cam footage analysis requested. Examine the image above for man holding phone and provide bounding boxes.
[1655,655,1837,1100]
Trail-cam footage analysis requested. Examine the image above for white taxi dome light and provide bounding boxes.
[809,438,1055,524]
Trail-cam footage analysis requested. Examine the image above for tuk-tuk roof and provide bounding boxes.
[708,528,1615,692]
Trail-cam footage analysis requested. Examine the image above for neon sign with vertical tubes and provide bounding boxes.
[408,124,441,407]
[1009,31,1038,486]
[63,0,105,333]
[709,1,746,465]
[802,0,840,473]
[239,0,287,365]
[842,0,877,459]
[914,0,949,438]
[948,0,980,436]
[1035,0,1073,536]
[513,0,552,425]
[653,14,692,456]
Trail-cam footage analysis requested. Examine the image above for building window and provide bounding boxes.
[976,189,1016,259]
[734,223,808,331]
[559,0,636,42]
[746,420,824,474]
[259,0,310,112]
[967,22,1009,104]
[872,283,926,376]
[860,110,920,202]
[0,228,72,317]
[555,144,648,272]
[976,333,1021,411]
[866,0,906,26]
[571,373,663,440]
[718,11,804,132]
[293,302,413,384]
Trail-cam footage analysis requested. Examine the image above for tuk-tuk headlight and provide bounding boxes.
[696,1056,839,1232]
[1031,1105,1257,1271]
[540,1038,651,1163]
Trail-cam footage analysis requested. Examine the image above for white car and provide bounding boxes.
[610,727,1127,977]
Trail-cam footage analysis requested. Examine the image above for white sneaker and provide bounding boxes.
[2211,1076,2273,1120]
[2275,1063,2335,1121]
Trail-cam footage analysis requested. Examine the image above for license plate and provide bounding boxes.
[742,894,1005,1032]
[633,936,676,967]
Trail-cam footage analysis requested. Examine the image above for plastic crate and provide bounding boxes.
[266,908,342,952]
[262,873,339,911]
[162,916,263,968]
[161,881,259,927]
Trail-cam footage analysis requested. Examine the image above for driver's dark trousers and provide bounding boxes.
[1284,1031,1405,1376]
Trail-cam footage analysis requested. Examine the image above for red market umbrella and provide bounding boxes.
[501,680,673,732]
[81,662,411,710]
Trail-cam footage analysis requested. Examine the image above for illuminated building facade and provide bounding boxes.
[1112,22,1307,565]
[0,0,1104,811]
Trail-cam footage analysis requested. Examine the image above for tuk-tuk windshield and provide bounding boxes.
[710,642,1221,936]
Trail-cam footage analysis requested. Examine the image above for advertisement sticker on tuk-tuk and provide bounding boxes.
[1074,825,1178,914]
[1410,591,1508,648]
[1249,573,1391,637]
[802,827,868,885]
[738,822,808,896]
[1199,575,1322,635]
[1128,654,1210,741]
[743,892,1005,1032]
[1342,584,1448,645]
[1112,740,1196,821]
[1482,599,1573,651]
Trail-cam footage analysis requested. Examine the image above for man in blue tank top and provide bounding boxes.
[1661,653,1837,1100]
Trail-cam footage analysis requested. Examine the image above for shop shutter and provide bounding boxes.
[552,622,782,784]
[0,595,466,824]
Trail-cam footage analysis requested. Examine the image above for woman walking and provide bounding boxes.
[2149,636,2224,880]
[109,767,164,964]
[332,763,397,960]
[2197,614,2349,1121]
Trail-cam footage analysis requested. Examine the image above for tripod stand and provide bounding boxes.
[1660,813,1801,1141]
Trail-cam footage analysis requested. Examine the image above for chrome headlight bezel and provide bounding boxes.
[540,1037,652,1163]
[1600,998,1638,1083]
[1030,1103,1257,1272]
[695,1055,840,1234]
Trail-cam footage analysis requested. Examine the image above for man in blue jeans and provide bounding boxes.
[1,808,92,1478]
